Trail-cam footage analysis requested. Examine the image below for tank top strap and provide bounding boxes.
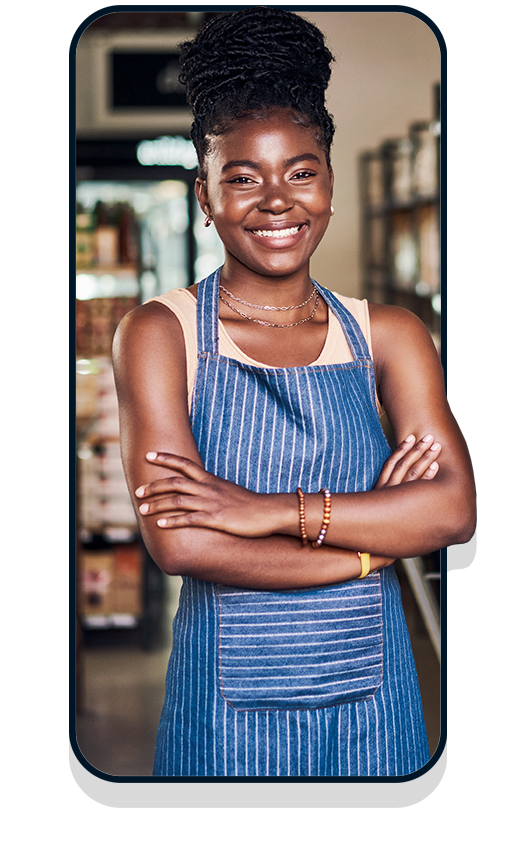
[314,282,372,362]
[196,267,221,354]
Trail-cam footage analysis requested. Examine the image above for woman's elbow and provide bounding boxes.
[144,528,213,578]
[140,527,197,577]
[445,488,477,546]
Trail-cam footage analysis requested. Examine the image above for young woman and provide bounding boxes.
[113,8,475,778]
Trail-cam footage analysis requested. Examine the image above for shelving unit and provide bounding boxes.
[359,85,442,659]
[74,173,223,660]
[360,86,477,616]
[75,198,165,651]
[359,84,441,344]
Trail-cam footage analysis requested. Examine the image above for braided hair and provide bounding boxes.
[178,8,336,176]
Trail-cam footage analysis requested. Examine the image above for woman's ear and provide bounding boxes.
[195,177,210,216]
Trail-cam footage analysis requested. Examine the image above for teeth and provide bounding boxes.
[252,226,301,238]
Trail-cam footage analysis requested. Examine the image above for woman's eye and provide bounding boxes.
[292,171,316,180]
[229,176,254,184]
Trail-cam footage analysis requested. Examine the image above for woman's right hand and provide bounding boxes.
[365,434,441,574]
[374,433,441,490]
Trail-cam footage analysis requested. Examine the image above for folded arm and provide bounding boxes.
[114,301,475,585]
[113,302,391,588]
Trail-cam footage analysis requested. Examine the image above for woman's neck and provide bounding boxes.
[219,259,315,307]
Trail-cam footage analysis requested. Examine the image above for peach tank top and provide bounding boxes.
[150,287,382,415]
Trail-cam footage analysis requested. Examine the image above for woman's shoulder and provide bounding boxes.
[116,288,196,339]
[368,302,440,369]
[113,292,192,368]
[368,302,433,340]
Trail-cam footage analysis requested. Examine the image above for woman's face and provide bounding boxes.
[196,108,334,281]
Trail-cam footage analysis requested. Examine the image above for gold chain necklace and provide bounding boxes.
[219,292,320,328]
[219,283,317,312]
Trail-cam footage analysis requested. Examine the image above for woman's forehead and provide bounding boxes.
[204,109,328,167]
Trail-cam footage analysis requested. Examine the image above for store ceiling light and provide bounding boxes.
[136,136,198,169]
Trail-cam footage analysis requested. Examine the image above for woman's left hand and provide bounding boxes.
[135,452,276,537]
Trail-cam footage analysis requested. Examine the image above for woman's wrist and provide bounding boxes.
[267,491,336,545]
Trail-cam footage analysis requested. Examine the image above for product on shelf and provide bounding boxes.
[76,200,141,270]
[79,544,143,620]
[76,295,138,357]
[76,208,96,268]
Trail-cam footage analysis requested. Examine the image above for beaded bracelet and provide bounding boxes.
[296,488,308,546]
[312,488,332,548]
[358,552,371,578]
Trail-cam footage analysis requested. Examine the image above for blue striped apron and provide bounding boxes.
[153,268,429,777]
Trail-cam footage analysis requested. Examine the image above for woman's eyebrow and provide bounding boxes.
[221,159,261,173]
[221,153,322,174]
[283,153,321,168]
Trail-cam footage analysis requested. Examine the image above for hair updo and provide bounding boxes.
[178,7,336,176]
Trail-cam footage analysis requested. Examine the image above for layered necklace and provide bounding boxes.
[219,283,319,328]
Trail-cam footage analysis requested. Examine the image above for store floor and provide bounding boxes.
[75,570,441,778]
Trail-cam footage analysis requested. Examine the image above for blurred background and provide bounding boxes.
[75,9,442,777]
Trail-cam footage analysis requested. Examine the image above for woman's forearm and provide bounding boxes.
[140,522,387,590]
[269,475,476,557]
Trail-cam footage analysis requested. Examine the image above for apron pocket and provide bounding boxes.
[217,576,383,711]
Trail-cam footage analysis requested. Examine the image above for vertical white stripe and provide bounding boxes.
[347,704,352,776]
[266,398,278,494]
[293,373,308,487]
[307,712,311,777]
[304,374,319,489]
[276,711,280,776]
[312,376,329,490]
[203,359,221,466]
[282,374,297,490]
[245,712,248,776]
[297,712,301,776]
[213,366,230,477]
[223,370,239,480]
[266,712,270,777]
[223,701,227,774]
[337,707,342,777]
[255,391,268,493]
[234,375,249,484]
[244,382,260,488]
[286,717,291,777]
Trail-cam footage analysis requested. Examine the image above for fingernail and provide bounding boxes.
[139,503,149,514]
[135,486,145,497]
[157,518,167,527]
[146,452,157,461]
[428,462,438,470]
[405,434,415,443]
[430,442,440,451]
[422,434,433,443]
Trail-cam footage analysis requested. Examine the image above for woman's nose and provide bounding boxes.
[257,181,293,213]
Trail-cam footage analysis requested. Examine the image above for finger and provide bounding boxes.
[401,442,441,482]
[156,511,211,529]
[375,435,416,488]
[138,492,205,516]
[420,460,439,481]
[145,451,207,481]
[384,435,438,486]
[136,475,196,499]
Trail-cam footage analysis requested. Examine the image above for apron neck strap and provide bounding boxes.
[196,267,221,354]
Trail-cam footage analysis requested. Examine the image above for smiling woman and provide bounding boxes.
[113,7,475,779]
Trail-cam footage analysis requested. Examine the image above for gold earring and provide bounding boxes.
[330,206,335,216]
[204,215,212,228]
